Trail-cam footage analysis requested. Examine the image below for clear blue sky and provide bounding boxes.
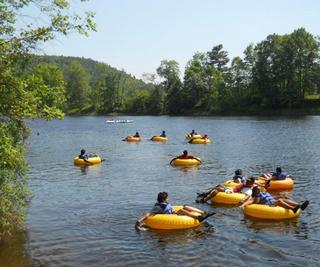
[42,0,319,79]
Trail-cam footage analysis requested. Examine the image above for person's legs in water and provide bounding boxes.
[177,209,215,222]
[275,198,297,210]
[183,205,205,214]
[292,200,309,213]
[201,185,227,203]
[276,198,309,213]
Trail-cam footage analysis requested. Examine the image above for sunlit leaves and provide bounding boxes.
[0,0,95,237]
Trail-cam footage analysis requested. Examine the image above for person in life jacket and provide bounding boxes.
[239,186,309,213]
[190,130,197,136]
[78,149,92,164]
[261,167,292,188]
[261,167,290,180]
[196,176,256,204]
[233,169,246,183]
[135,192,215,229]
[160,130,166,137]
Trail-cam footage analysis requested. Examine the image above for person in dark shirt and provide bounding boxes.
[160,131,166,137]
[133,132,140,138]
[261,167,292,187]
[262,167,290,180]
[233,169,246,183]
[78,149,92,164]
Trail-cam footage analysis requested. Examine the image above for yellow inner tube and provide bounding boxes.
[244,204,300,220]
[256,177,294,190]
[144,206,202,230]
[223,180,241,188]
[73,156,102,166]
[190,138,211,144]
[125,136,141,142]
[212,192,247,205]
[151,136,168,142]
[185,134,202,140]
[171,158,201,166]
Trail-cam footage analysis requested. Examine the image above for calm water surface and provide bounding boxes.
[2,116,320,267]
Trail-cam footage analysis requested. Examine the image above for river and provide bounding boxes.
[1,116,320,266]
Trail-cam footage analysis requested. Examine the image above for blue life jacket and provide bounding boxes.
[156,202,174,214]
[233,175,246,183]
[272,172,288,180]
[79,153,89,159]
[258,192,275,205]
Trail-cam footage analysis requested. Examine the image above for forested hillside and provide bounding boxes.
[29,28,320,116]
[29,55,157,114]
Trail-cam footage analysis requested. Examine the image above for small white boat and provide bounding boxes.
[106,119,134,123]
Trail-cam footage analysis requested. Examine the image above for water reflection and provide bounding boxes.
[76,164,102,176]
[0,231,31,267]
[138,223,214,246]
[243,217,305,235]
[172,165,201,172]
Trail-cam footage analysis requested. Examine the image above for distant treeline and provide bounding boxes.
[29,28,320,115]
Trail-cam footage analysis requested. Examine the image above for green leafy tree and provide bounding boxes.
[183,52,211,109]
[207,44,230,72]
[0,0,95,237]
[147,86,164,114]
[64,61,91,111]
[156,60,183,114]
[252,28,320,108]
[32,63,66,109]
[228,56,249,107]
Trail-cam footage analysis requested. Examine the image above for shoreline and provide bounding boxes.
[65,108,320,117]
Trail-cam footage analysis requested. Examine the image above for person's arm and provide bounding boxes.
[239,197,257,209]
[79,155,92,164]
[83,155,93,164]
[135,212,151,229]
[261,173,272,180]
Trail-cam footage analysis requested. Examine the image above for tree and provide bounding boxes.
[146,86,164,114]
[0,0,95,237]
[32,63,66,109]
[183,52,210,109]
[207,44,230,72]
[156,60,183,114]
[228,56,249,107]
[64,61,91,111]
[252,28,320,108]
